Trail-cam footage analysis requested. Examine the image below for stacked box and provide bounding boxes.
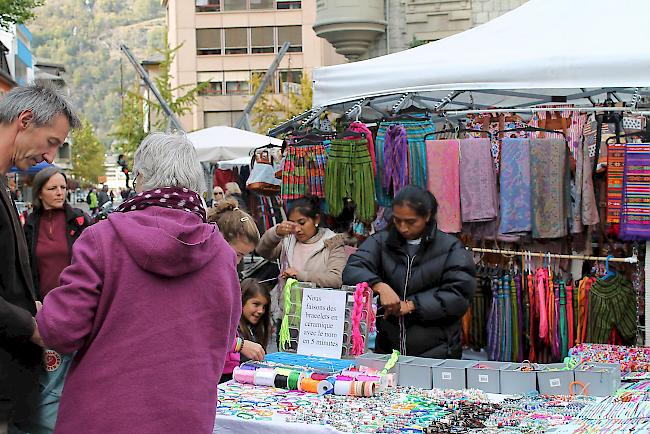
[537,363,575,395]
[398,357,443,389]
[467,361,510,393]
[432,360,475,390]
[574,362,621,397]
[500,363,539,395]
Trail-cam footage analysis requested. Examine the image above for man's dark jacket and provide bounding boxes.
[343,221,476,359]
[0,178,41,423]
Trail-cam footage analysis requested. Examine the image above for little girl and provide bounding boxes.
[238,278,271,359]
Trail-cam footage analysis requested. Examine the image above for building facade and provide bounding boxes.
[163,0,346,131]
[314,0,528,61]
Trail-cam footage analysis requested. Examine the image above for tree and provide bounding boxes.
[71,119,105,185]
[0,0,44,29]
[111,81,146,158]
[250,71,313,134]
[146,39,208,130]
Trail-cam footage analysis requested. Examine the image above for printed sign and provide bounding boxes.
[478,374,489,383]
[442,372,452,380]
[549,378,561,387]
[297,288,347,359]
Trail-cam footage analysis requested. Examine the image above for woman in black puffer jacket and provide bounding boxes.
[343,185,476,359]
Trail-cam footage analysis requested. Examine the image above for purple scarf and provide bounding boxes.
[382,124,408,194]
[116,187,207,222]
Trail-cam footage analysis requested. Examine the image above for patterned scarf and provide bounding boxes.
[116,186,207,222]
[382,124,409,195]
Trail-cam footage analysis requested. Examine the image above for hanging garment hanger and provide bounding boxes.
[498,125,568,139]
[251,142,282,155]
[423,127,494,141]
[603,255,616,280]
[382,107,429,122]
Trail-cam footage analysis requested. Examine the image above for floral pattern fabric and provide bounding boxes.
[499,138,532,234]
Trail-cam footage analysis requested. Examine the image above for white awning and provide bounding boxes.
[187,126,282,163]
[312,0,650,115]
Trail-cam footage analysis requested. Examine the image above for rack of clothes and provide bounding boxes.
[463,248,641,364]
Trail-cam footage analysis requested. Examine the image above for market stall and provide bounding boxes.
[187,125,282,164]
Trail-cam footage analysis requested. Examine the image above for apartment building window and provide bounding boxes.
[196,29,221,55]
[195,0,220,12]
[224,28,248,54]
[277,26,302,52]
[251,27,274,54]
[276,0,301,9]
[222,0,246,10]
[224,71,250,94]
[198,82,223,96]
[279,70,302,93]
[204,111,244,127]
[249,0,274,9]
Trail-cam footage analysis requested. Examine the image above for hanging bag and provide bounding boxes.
[246,149,282,195]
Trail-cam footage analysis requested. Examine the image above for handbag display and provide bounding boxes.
[246,148,282,195]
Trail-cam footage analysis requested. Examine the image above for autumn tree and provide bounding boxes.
[250,71,313,134]
[71,119,105,185]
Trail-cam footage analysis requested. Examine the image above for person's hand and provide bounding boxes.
[30,319,45,348]
[398,300,416,316]
[240,340,265,361]
[276,221,298,237]
[373,282,401,317]
[281,267,299,279]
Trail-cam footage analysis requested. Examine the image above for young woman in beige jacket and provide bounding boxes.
[256,196,346,289]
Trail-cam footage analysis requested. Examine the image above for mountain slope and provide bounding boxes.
[29,0,165,142]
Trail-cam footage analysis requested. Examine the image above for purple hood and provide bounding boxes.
[107,207,224,277]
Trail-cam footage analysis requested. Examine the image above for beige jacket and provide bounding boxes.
[257,226,346,289]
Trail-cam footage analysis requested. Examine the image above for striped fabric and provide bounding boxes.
[587,274,637,345]
[620,143,650,240]
[375,119,435,206]
[606,143,626,224]
[281,144,327,201]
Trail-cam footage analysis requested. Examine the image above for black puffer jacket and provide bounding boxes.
[343,222,476,359]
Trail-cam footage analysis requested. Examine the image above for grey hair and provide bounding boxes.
[0,84,81,129]
[31,166,67,211]
[133,132,206,194]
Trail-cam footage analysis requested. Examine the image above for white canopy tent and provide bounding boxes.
[187,125,282,163]
[310,0,650,119]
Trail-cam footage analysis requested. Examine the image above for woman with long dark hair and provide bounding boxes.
[343,185,476,359]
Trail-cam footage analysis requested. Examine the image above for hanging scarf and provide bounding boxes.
[535,268,549,341]
[426,139,461,233]
[116,186,206,222]
[566,284,575,349]
[514,274,524,362]
[487,276,500,361]
[527,272,536,362]
[382,124,409,195]
[348,121,377,174]
[509,276,520,362]
[530,138,570,238]
[559,281,568,359]
[459,138,498,222]
[499,138,532,234]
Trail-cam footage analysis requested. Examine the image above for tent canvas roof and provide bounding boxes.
[187,126,282,163]
[312,0,650,117]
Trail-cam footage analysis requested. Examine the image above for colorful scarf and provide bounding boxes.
[606,142,626,226]
[620,143,650,240]
[348,121,377,174]
[425,139,461,233]
[116,186,206,222]
[499,138,532,234]
[382,124,409,195]
[459,138,497,222]
[530,138,569,238]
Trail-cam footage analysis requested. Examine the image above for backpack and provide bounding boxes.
[86,192,92,204]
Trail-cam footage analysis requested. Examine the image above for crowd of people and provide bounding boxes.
[0,84,476,434]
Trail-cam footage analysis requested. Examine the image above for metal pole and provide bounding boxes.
[119,44,185,133]
[466,247,638,264]
[235,42,291,131]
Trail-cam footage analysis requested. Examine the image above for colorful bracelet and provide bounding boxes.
[234,337,244,353]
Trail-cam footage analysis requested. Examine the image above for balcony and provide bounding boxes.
[312,0,385,61]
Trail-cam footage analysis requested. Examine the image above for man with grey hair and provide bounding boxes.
[0,84,80,433]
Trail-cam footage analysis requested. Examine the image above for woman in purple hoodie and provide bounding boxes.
[33,132,242,434]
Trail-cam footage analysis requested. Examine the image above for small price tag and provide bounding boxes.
[549,378,561,387]
[442,372,452,380]
[478,374,489,383]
